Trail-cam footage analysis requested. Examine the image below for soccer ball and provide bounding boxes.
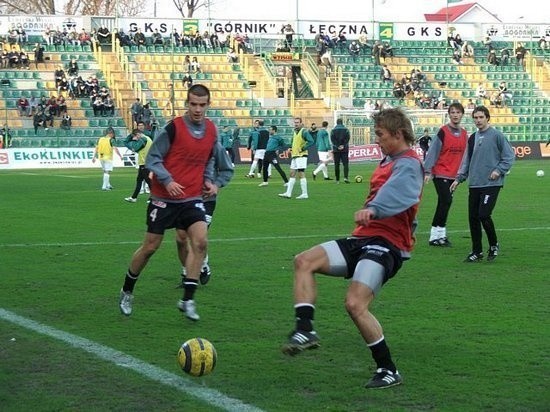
[177,337,217,377]
[536,170,545,177]
[354,175,363,183]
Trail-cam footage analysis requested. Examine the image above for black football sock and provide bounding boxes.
[183,278,199,301]
[295,304,315,332]
[368,337,396,373]
[122,269,139,293]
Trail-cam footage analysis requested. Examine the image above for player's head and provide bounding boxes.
[187,84,210,104]
[372,108,415,144]
[186,84,211,124]
[270,125,277,134]
[136,120,145,130]
[448,102,465,115]
[293,117,303,129]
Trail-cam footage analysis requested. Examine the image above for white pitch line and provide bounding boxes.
[0,308,264,412]
[1,226,549,248]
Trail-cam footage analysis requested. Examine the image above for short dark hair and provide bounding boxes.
[187,84,210,103]
[336,118,343,125]
[322,121,328,127]
[472,105,490,120]
[271,125,278,132]
[448,102,465,114]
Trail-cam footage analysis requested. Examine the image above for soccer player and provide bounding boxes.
[282,108,424,389]
[118,84,234,320]
[450,105,515,262]
[423,103,468,246]
[123,128,153,203]
[311,121,333,181]
[417,128,432,160]
[92,127,122,191]
[278,117,314,199]
[258,125,288,186]
[330,118,351,184]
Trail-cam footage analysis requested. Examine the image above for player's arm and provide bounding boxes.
[367,157,423,219]
[423,129,444,181]
[145,124,174,186]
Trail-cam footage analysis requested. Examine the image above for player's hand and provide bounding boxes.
[202,181,218,198]
[450,180,459,192]
[489,170,500,180]
[354,208,374,226]
[166,181,185,197]
[424,175,432,184]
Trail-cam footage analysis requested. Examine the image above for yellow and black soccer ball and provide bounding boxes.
[177,337,217,377]
[354,175,363,183]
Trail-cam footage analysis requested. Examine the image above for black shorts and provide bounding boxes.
[146,199,207,235]
[335,236,403,282]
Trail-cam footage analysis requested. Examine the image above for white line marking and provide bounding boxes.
[1,226,549,248]
[0,308,264,412]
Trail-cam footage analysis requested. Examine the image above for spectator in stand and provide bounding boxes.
[498,81,513,106]
[182,71,193,89]
[380,64,392,83]
[7,47,19,68]
[381,42,394,58]
[170,28,181,47]
[152,29,164,46]
[372,41,383,65]
[17,96,30,117]
[33,110,47,134]
[348,41,361,62]
[226,48,238,63]
[104,94,115,116]
[97,25,111,44]
[0,124,12,147]
[43,104,54,127]
[57,95,67,116]
[1,49,9,68]
[57,77,69,95]
[16,23,28,45]
[54,66,65,89]
[466,98,476,109]
[92,95,105,116]
[500,48,511,66]
[60,113,72,130]
[33,43,45,67]
[489,90,502,108]
[487,49,499,66]
[29,96,38,116]
[210,31,222,50]
[183,55,192,72]
[515,42,527,67]
[68,27,80,46]
[47,95,59,117]
[66,58,79,76]
[133,28,146,47]
[18,50,30,69]
[452,48,463,65]
[43,25,55,45]
[476,83,487,101]
[116,29,133,47]
[79,28,91,46]
[392,82,405,100]
[539,36,548,50]
[358,34,372,54]
[461,41,474,58]
[282,24,295,49]
[482,36,493,52]
[130,98,143,127]
[191,56,202,73]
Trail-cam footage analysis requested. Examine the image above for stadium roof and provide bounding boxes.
[424,2,501,23]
